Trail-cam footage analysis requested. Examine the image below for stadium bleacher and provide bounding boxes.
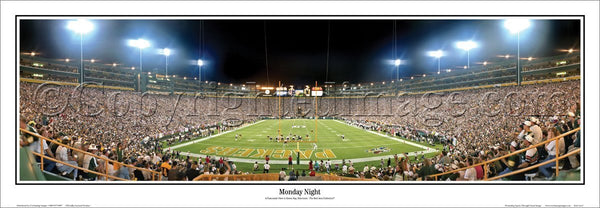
[18,52,581,181]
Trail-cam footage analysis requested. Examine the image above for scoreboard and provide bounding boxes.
[311,87,323,97]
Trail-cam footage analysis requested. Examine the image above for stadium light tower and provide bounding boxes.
[197,59,204,84]
[128,39,150,91]
[504,19,531,86]
[67,19,94,84]
[161,48,171,78]
[428,50,444,74]
[394,59,401,81]
[456,40,478,69]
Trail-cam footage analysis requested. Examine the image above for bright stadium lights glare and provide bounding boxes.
[504,19,531,34]
[197,59,204,66]
[128,39,150,49]
[428,50,444,58]
[483,61,488,66]
[128,38,150,91]
[505,54,510,59]
[504,19,531,86]
[423,74,427,77]
[90,59,95,63]
[447,69,452,72]
[400,79,403,82]
[411,76,414,80]
[528,57,533,61]
[437,71,440,74]
[456,41,478,69]
[161,48,172,77]
[463,66,467,69]
[456,41,478,51]
[31,52,36,56]
[162,48,171,56]
[394,59,401,66]
[65,58,70,62]
[67,19,94,84]
[67,19,94,34]
[131,67,135,70]
[428,50,444,74]
[112,63,117,67]
[568,48,574,53]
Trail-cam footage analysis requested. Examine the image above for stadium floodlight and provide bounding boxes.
[67,19,94,84]
[128,39,150,49]
[504,19,531,86]
[65,58,70,62]
[456,41,478,69]
[428,50,444,74]
[504,19,531,34]
[161,48,171,78]
[568,48,574,53]
[112,63,117,67]
[67,19,94,34]
[394,59,401,66]
[90,59,95,63]
[128,38,150,91]
[483,61,488,66]
[31,52,36,56]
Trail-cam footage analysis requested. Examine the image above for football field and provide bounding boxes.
[170,119,433,163]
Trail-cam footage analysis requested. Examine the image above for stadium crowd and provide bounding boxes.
[19,79,581,181]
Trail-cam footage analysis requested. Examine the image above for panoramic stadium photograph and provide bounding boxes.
[17,17,582,183]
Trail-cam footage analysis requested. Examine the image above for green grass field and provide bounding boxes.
[170,119,432,162]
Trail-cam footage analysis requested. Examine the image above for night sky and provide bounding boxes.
[19,18,580,86]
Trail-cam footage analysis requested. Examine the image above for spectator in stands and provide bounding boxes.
[117,160,131,180]
[82,144,99,181]
[517,135,539,180]
[416,158,438,181]
[160,158,171,180]
[29,129,56,172]
[55,137,78,180]
[186,161,200,181]
[463,158,477,181]
[498,141,522,179]
[539,128,561,180]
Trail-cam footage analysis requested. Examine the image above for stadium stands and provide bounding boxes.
[18,52,581,181]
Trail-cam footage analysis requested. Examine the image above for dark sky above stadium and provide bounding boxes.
[20,18,580,86]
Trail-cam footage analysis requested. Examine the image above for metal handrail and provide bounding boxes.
[20,128,160,181]
[31,151,126,181]
[487,148,580,181]
[430,127,580,181]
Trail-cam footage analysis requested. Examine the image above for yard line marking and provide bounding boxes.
[167,120,266,150]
